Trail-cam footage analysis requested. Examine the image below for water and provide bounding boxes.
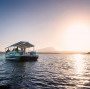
[0,54,90,89]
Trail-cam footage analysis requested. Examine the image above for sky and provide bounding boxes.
[0,0,90,52]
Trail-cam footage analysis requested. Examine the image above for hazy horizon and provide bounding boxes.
[0,0,90,52]
[0,46,89,53]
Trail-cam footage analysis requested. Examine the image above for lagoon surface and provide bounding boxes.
[0,54,90,89]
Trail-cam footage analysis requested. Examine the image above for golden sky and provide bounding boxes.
[0,0,90,52]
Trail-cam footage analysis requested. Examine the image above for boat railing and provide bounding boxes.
[5,50,37,56]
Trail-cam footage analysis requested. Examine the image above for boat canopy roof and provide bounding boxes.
[6,41,34,48]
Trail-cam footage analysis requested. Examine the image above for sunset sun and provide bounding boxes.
[65,23,89,51]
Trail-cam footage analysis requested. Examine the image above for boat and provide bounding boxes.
[5,41,38,61]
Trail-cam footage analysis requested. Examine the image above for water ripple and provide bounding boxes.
[0,54,90,89]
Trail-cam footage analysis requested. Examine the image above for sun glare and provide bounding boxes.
[73,54,85,75]
[65,23,89,51]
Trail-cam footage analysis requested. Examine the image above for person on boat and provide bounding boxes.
[6,48,10,53]
[15,47,19,53]
[12,48,15,51]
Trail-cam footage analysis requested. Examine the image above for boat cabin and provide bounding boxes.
[5,41,36,56]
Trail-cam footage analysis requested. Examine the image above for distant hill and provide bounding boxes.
[37,47,86,54]
[37,47,57,53]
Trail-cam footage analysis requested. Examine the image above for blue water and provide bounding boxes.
[0,54,90,89]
